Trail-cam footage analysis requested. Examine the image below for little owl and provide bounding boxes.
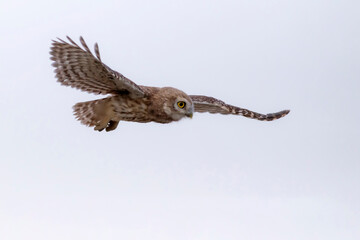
[50,36,290,132]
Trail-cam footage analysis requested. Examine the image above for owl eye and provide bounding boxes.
[177,101,186,109]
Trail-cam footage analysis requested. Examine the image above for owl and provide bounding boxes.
[50,37,290,132]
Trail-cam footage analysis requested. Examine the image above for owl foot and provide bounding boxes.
[94,120,119,132]
[106,120,119,131]
[94,118,110,131]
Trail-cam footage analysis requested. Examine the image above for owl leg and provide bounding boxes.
[94,116,111,131]
[106,120,119,132]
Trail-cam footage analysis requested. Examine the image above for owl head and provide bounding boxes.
[158,87,194,121]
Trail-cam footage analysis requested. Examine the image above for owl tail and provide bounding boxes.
[73,97,119,131]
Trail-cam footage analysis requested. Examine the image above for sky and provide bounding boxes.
[1,0,359,239]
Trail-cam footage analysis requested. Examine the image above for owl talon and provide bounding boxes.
[94,127,103,131]
[94,123,107,131]
[106,121,119,131]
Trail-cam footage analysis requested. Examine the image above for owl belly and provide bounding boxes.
[111,96,153,123]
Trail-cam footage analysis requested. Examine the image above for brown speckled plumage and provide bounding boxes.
[50,36,290,131]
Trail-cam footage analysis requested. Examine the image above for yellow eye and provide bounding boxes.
[177,101,186,109]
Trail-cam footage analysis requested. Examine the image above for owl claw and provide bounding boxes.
[106,121,119,131]
[94,122,107,131]
[95,127,105,132]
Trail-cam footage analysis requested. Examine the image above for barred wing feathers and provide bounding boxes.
[190,95,290,121]
[50,36,145,98]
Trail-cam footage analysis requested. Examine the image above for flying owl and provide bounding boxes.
[50,36,290,132]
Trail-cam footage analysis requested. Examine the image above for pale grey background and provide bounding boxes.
[1,0,359,239]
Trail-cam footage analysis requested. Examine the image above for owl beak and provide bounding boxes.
[186,108,193,118]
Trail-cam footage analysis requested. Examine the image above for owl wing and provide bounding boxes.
[189,95,290,121]
[50,36,145,98]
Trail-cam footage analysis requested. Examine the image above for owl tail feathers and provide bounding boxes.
[73,97,119,132]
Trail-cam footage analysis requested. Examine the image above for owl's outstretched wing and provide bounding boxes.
[190,95,290,121]
[50,36,145,98]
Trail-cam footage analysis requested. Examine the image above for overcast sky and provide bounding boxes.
[1,0,359,239]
